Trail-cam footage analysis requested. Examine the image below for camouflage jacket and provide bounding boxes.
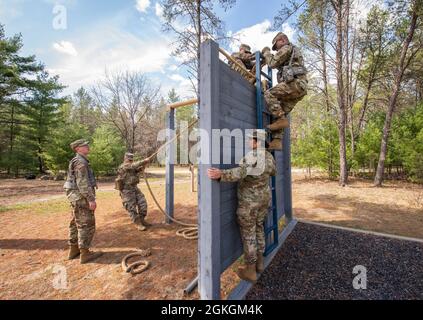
[116,160,149,190]
[64,154,97,203]
[263,44,307,83]
[221,150,276,203]
[231,51,255,70]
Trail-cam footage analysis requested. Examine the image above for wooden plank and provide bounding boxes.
[165,109,175,224]
[198,40,222,300]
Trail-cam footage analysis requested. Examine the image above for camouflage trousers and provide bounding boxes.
[237,196,271,265]
[264,78,307,136]
[120,188,148,225]
[69,198,96,249]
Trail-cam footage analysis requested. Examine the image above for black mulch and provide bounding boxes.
[246,222,423,300]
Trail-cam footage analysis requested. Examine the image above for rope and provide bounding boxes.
[144,117,199,240]
[143,174,198,240]
[121,249,151,275]
[120,119,199,276]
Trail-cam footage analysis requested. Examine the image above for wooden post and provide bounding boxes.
[165,108,175,224]
[283,115,293,222]
[198,40,221,300]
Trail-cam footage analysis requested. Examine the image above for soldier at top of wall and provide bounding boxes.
[64,139,103,264]
[229,43,256,84]
[262,32,308,150]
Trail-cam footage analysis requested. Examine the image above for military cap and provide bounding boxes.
[125,152,134,160]
[70,139,89,151]
[272,32,289,51]
[240,44,252,53]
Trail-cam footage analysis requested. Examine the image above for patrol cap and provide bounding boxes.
[125,152,134,160]
[240,44,252,53]
[272,32,289,51]
[70,139,89,151]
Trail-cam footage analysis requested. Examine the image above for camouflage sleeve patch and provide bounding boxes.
[74,162,95,202]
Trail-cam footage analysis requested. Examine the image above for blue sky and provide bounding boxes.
[0,0,297,97]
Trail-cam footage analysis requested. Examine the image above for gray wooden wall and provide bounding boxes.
[198,40,290,300]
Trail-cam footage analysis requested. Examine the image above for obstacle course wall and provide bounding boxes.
[198,40,292,300]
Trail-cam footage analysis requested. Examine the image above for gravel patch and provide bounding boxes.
[246,222,423,300]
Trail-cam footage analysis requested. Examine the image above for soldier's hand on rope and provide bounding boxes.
[89,201,97,211]
[207,168,222,180]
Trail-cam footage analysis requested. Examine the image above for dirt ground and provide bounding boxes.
[292,171,423,239]
[0,169,422,300]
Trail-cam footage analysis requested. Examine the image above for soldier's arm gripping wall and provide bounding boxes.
[220,157,250,183]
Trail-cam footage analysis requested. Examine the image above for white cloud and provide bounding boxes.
[135,0,151,13]
[155,2,164,17]
[229,20,296,53]
[53,41,78,57]
[166,74,194,98]
[48,25,173,94]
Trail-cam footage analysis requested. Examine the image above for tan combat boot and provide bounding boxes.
[80,249,103,264]
[68,245,80,260]
[237,263,257,283]
[140,217,152,227]
[136,223,147,232]
[268,138,282,151]
[256,255,265,273]
[267,118,289,131]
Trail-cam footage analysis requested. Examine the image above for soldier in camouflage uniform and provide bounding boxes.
[229,44,256,84]
[262,32,308,150]
[64,139,103,264]
[208,131,276,282]
[115,153,152,231]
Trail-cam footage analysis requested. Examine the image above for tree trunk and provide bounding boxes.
[374,5,419,187]
[333,0,348,186]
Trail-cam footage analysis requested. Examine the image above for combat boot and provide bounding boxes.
[237,263,257,283]
[267,118,289,131]
[140,217,152,227]
[256,255,265,273]
[136,223,147,232]
[67,245,80,260]
[80,249,103,264]
[268,138,282,151]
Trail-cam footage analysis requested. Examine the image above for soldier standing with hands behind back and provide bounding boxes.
[64,139,103,264]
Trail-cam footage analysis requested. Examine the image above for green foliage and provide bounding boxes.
[43,122,90,174]
[89,125,126,175]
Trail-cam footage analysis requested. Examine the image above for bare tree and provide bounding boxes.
[92,70,161,153]
[160,0,235,94]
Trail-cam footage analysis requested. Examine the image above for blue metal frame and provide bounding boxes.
[255,52,279,256]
